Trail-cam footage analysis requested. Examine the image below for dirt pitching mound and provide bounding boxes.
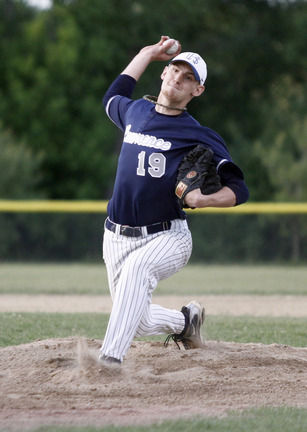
[0,337,306,431]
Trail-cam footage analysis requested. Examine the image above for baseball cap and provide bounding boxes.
[170,52,207,85]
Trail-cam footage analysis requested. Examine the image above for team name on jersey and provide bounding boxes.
[124,124,172,151]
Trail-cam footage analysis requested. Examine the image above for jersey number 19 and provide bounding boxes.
[137,151,166,178]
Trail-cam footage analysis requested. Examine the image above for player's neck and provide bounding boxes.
[143,95,187,115]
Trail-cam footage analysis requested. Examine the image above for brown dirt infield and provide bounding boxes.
[1,294,307,316]
[0,295,306,431]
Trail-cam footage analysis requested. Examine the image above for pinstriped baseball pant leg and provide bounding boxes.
[100,219,192,362]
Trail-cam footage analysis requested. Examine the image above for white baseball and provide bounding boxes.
[162,39,179,55]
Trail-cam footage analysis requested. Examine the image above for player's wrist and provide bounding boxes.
[184,188,203,208]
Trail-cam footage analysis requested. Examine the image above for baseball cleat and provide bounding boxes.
[98,354,121,369]
[164,300,205,350]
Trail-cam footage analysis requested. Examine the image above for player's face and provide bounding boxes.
[160,62,204,103]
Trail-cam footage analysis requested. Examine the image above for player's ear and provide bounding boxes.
[160,66,169,80]
[192,85,205,97]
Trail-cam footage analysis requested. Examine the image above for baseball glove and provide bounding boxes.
[175,144,222,208]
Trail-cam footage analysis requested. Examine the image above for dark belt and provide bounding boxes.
[105,218,172,237]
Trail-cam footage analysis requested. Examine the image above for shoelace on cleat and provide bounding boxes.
[164,334,192,350]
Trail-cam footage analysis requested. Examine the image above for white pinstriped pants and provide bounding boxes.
[100,218,192,362]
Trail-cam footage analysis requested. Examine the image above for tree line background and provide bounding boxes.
[0,0,306,262]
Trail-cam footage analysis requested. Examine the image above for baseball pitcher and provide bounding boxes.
[99,37,249,367]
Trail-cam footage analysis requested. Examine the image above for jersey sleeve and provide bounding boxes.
[218,162,249,205]
[198,127,249,205]
[102,74,137,131]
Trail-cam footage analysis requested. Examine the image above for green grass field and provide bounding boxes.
[30,407,307,432]
[1,263,306,432]
[1,312,306,348]
[1,405,306,432]
[1,263,307,295]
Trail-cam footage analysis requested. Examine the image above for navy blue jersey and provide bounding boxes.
[103,75,248,226]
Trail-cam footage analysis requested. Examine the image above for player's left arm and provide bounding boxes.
[185,163,249,209]
[185,186,236,208]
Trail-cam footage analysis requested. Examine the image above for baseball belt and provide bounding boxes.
[105,217,172,237]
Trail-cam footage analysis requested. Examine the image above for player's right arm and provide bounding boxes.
[103,37,181,128]
[121,36,181,81]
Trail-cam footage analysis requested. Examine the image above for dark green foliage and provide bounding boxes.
[0,0,306,201]
[0,0,306,262]
[0,125,43,198]
[1,212,307,262]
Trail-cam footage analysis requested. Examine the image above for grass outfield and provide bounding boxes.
[1,312,306,347]
[1,263,307,295]
[30,407,307,431]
